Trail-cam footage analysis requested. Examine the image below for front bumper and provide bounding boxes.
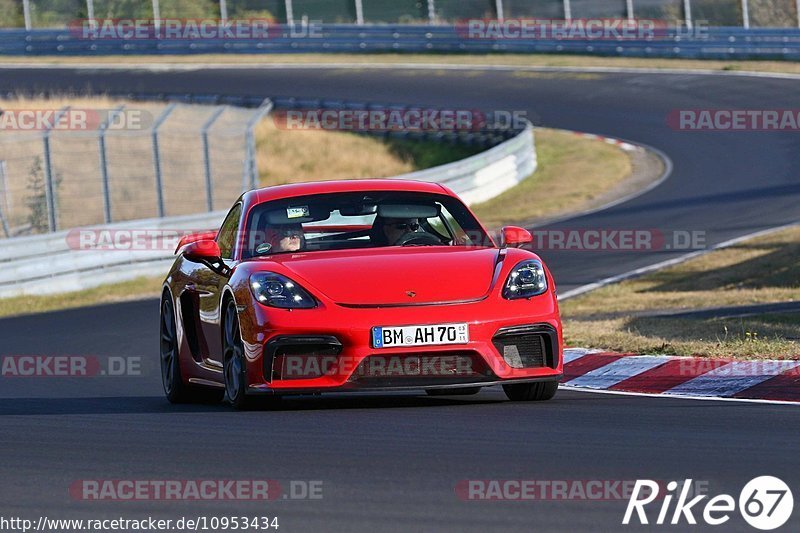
[247,374,563,395]
[238,295,562,394]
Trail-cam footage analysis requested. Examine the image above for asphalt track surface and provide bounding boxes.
[1,66,800,532]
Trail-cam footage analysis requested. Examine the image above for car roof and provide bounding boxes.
[244,179,452,206]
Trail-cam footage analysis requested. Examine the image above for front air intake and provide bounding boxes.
[492,325,559,369]
[264,336,343,381]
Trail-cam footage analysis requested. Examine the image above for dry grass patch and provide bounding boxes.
[471,128,631,227]
[254,118,478,184]
[562,226,800,358]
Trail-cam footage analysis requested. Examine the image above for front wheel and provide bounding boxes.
[223,300,251,409]
[503,381,558,402]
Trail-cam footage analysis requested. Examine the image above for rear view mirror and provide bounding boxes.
[339,203,378,216]
[377,203,439,219]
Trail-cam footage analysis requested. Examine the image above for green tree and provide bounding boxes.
[156,0,219,19]
[0,0,23,28]
[29,0,86,28]
[26,156,61,234]
[93,0,218,19]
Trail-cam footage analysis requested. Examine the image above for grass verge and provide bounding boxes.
[470,128,631,227]
[255,119,480,184]
[5,53,800,76]
[561,226,800,358]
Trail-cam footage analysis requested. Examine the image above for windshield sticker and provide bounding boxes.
[287,206,310,219]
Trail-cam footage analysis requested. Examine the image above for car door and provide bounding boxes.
[197,202,242,368]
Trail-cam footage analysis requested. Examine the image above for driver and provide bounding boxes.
[266,224,305,252]
[278,224,305,252]
[382,218,421,246]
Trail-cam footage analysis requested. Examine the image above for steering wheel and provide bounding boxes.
[396,231,442,246]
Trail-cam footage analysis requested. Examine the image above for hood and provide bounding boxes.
[265,247,501,306]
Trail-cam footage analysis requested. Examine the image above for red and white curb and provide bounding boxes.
[560,348,800,404]
[568,131,639,152]
[547,128,641,152]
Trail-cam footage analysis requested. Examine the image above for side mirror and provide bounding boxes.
[182,239,231,277]
[174,230,218,254]
[501,226,533,248]
[183,239,222,263]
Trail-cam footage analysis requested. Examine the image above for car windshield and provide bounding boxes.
[242,191,492,259]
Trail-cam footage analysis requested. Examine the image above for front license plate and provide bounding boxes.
[372,323,469,349]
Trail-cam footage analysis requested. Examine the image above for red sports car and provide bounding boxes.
[161,180,562,408]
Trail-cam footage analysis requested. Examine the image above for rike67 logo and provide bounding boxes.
[624,477,793,530]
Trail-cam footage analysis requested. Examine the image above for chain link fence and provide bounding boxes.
[1,0,800,28]
[0,100,268,238]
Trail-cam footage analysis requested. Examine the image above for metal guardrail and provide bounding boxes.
[391,123,535,206]
[0,210,228,296]
[3,25,800,59]
[0,95,537,297]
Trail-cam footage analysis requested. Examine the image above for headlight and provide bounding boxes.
[503,260,548,299]
[250,273,317,309]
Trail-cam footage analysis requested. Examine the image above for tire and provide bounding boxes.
[222,300,282,410]
[502,381,558,402]
[223,300,253,410]
[425,387,482,396]
[161,296,215,403]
